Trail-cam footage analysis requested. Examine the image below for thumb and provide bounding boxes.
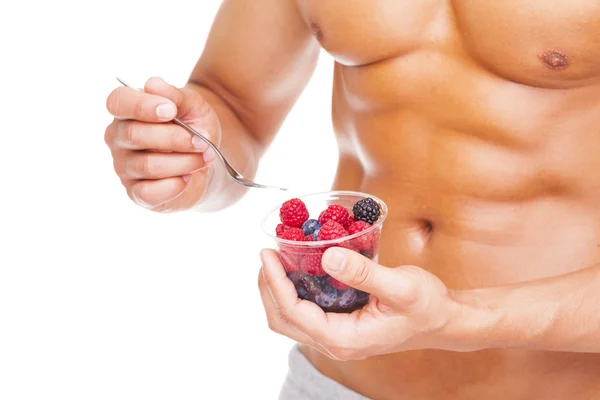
[321,247,420,310]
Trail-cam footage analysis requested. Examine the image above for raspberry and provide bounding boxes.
[317,220,348,241]
[281,228,305,241]
[300,253,326,276]
[280,198,309,228]
[348,221,373,250]
[327,276,349,291]
[276,223,292,238]
[303,235,314,241]
[318,204,350,227]
[306,245,326,256]
[349,221,371,234]
[370,231,381,253]
[359,230,380,259]
[279,251,299,273]
[343,216,356,230]
[353,198,381,224]
[337,241,354,250]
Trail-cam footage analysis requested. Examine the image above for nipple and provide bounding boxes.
[310,21,324,41]
[539,50,569,70]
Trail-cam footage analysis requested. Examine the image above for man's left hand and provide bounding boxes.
[258,247,464,361]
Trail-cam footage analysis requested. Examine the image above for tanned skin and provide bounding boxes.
[105,1,600,398]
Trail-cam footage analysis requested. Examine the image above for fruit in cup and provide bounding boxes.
[301,219,321,236]
[275,196,382,313]
[300,253,326,276]
[315,284,338,308]
[327,276,349,291]
[318,204,350,226]
[279,198,309,228]
[339,288,359,309]
[353,198,381,224]
[348,220,374,250]
[281,228,305,241]
[316,220,348,241]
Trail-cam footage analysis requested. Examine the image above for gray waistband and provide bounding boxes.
[278,345,370,400]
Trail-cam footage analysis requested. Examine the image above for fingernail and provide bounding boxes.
[203,148,217,163]
[132,189,151,209]
[260,250,266,264]
[156,103,176,120]
[325,249,346,272]
[182,174,191,183]
[192,136,208,151]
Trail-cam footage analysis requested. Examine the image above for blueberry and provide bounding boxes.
[302,219,321,236]
[360,249,375,259]
[312,275,329,288]
[297,275,317,294]
[286,271,298,282]
[315,285,338,308]
[339,288,358,308]
[355,289,370,303]
[294,276,316,300]
[312,228,321,241]
[296,285,309,299]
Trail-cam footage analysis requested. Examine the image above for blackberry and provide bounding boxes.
[302,219,321,236]
[352,198,381,224]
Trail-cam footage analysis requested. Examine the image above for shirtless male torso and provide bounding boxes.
[296,1,600,398]
[104,1,600,398]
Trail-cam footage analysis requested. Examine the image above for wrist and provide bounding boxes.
[437,288,506,352]
[441,285,557,352]
[439,289,522,352]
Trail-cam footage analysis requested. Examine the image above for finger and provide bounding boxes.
[321,247,419,309]
[260,249,335,341]
[143,77,221,164]
[258,268,342,360]
[127,176,191,208]
[144,77,208,119]
[144,77,185,108]
[112,120,213,153]
[257,268,313,346]
[106,86,177,122]
[115,151,206,180]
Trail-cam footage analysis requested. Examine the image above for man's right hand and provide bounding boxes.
[104,77,221,212]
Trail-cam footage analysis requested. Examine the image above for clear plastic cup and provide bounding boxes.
[261,191,388,313]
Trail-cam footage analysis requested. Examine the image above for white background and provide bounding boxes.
[1,1,337,399]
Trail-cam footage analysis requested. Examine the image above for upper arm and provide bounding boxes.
[189,0,320,146]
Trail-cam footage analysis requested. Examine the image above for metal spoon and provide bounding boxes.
[116,77,287,191]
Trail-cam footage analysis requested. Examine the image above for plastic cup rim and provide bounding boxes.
[260,190,388,247]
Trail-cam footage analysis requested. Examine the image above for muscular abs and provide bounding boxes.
[294,0,600,398]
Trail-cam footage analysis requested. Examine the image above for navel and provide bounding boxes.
[310,21,324,41]
[539,50,570,70]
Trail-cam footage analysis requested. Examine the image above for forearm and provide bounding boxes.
[447,264,600,352]
[185,82,261,212]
